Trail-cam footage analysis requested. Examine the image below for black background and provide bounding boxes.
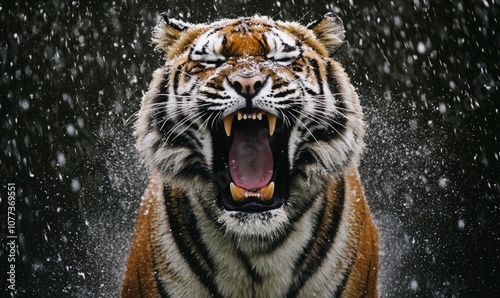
[1,0,499,297]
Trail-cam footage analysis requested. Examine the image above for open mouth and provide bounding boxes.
[212,109,289,212]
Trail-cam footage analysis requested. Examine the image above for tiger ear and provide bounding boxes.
[153,13,194,53]
[307,13,345,56]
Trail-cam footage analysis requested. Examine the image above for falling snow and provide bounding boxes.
[0,0,498,297]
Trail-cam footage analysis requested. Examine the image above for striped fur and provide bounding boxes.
[123,14,378,298]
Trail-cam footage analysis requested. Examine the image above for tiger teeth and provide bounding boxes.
[267,114,277,136]
[260,182,275,201]
[230,182,245,202]
[233,111,277,136]
[223,114,234,136]
[230,182,275,202]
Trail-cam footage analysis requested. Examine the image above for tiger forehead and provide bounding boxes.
[219,21,272,56]
[207,20,294,57]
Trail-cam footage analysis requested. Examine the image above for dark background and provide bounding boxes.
[1,0,499,297]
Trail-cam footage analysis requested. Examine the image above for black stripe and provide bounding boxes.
[281,42,298,53]
[150,239,172,298]
[292,141,328,169]
[304,87,319,96]
[173,155,212,182]
[155,119,198,151]
[304,125,337,143]
[325,60,348,137]
[172,63,185,94]
[325,60,340,99]
[157,117,174,135]
[193,40,210,56]
[307,57,324,95]
[273,89,297,98]
[221,34,228,50]
[165,186,223,297]
[257,33,269,53]
[154,111,203,150]
[273,98,300,107]
[236,250,263,284]
[272,79,288,89]
[135,266,144,297]
[291,61,304,73]
[293,148,317,165]
[200,90,230,100]
[183,128,203,148]
[289,167,308,182]
[206,82,225,91]
[287,178,346,297]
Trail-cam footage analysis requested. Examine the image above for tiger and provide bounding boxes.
[122,13,379,298]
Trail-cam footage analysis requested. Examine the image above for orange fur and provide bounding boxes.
[342,170,379,297]
[122,177,162,298]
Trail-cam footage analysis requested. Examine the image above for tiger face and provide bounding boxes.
[136,14,364,243]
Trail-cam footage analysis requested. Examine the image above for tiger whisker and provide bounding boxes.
[310,107,364,133]
[164,110,206,142]
[124,111,140,129]
[210,110,223,130]
[288,113,320,145]
[199,111,215,132]
[170,112,209,142]
[294,109,354,146]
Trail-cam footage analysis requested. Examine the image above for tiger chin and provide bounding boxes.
[122,13,379,298]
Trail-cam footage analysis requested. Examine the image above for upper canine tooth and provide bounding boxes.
[260,182,275,201]
[223,114,234,137]
[267,114,277,136]
[230,182,245,202]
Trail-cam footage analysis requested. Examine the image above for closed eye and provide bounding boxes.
[265,29,303,66]
[267,55,300,66]
[267,51,302,66]
[198,60,225,68]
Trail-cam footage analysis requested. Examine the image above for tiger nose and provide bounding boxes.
[229,75,265,98]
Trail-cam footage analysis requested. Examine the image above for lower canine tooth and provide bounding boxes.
[230,182,245,202]
[260,182,275,201]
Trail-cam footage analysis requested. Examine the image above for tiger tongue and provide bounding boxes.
[229,127,273,191]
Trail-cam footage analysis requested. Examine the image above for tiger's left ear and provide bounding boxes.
[307,13,345,56]
[153,13,194,53]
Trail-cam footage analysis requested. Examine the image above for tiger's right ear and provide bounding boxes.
[153,13,194,53]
